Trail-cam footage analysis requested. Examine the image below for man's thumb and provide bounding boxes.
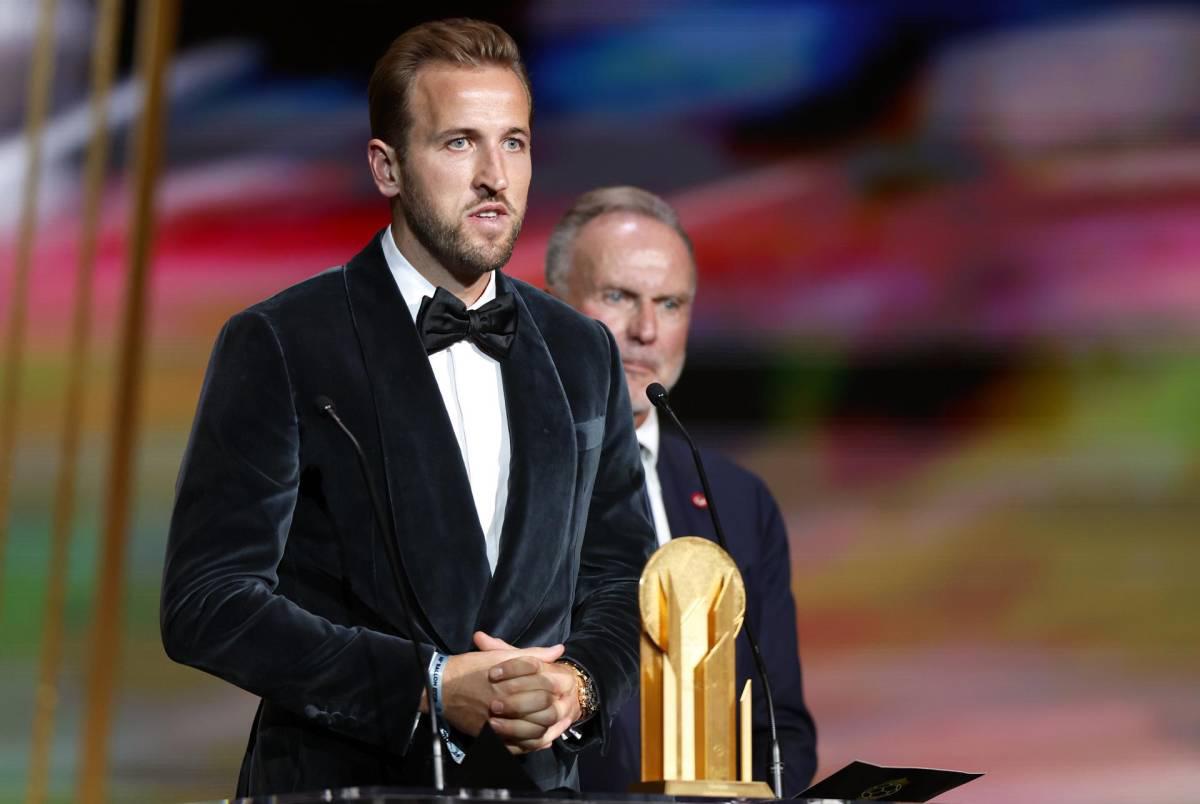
[473,630,514,651]
[525,643,565,661]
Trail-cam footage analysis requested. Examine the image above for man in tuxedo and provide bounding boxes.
[547,186,818,794]
[160,20,656,796]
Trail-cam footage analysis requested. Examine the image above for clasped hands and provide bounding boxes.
[437,630,582,755]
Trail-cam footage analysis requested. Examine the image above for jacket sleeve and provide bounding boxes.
[159,310,431,754]
[748,483,818,793]
[560,323,657,752]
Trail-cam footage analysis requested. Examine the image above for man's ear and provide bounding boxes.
[367,138,401,199]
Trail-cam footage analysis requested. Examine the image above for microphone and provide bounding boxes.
[314,395,446,791]
[645,382,785,798]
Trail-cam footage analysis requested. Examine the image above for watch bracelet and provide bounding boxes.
[556,659,597,720]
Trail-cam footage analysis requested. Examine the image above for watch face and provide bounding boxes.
[577,667,595,713]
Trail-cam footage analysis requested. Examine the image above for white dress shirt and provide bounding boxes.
[382,226,510,574]
[636,408,673,547]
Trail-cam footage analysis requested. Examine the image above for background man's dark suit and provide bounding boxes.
[160,234,656,795]
[578,428,817,795]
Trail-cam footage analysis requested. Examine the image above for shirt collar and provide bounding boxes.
[382,224,496,323]
[636,407,660,466]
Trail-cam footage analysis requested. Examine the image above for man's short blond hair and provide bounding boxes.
[368,18,531,156]
[545,186,695,292]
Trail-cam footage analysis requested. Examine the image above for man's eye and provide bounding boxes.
[502,138,525,152]
[602,289,627,304]
[447,137,469,150]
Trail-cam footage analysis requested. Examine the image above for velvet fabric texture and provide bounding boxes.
[578,430,818,795]
[160,232,657,796]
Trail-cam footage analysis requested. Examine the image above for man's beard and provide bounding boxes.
[400,165,523,279]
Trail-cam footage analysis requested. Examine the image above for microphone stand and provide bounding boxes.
[315,396,445,791]
[647,383,785,799]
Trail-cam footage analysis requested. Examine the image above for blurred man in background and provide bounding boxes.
[547,185,818,794]
[161,21,654,796]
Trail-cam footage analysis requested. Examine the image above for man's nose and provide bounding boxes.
[630,303,657,343]
[474,145,510,196]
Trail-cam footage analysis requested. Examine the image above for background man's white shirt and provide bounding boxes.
[636,408,672,547]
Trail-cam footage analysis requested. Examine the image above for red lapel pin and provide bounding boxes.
[690,492,708,509]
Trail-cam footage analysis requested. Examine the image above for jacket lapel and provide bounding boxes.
[658,433,708,540]
[343,233,490,654]
[474,273,577,643]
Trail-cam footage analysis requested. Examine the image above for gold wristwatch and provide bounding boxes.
[557,659,597,722]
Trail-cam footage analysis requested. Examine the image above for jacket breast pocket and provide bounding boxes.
[574,415,605,453]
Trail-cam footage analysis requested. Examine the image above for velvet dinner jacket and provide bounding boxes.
[160,232,657,796]
[577,430,818,796]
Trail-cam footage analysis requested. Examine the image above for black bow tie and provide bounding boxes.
[415,286,518,360]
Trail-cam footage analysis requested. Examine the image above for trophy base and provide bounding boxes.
[630,779,776,799]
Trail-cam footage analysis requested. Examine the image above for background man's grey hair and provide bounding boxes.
[544,185,695,292]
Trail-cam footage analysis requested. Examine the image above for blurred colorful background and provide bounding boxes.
[1,1,1198,801]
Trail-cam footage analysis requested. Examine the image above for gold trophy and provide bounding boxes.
[631,537,774,798]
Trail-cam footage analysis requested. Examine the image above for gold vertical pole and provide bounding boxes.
[25,1,124,802]
[739,680,753,782]
[77,1,177,801]
[0,0,58,609]
[699,572,738,780]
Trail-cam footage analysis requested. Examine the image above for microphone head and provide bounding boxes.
[646,383,669,408]
[313,395,335,415]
